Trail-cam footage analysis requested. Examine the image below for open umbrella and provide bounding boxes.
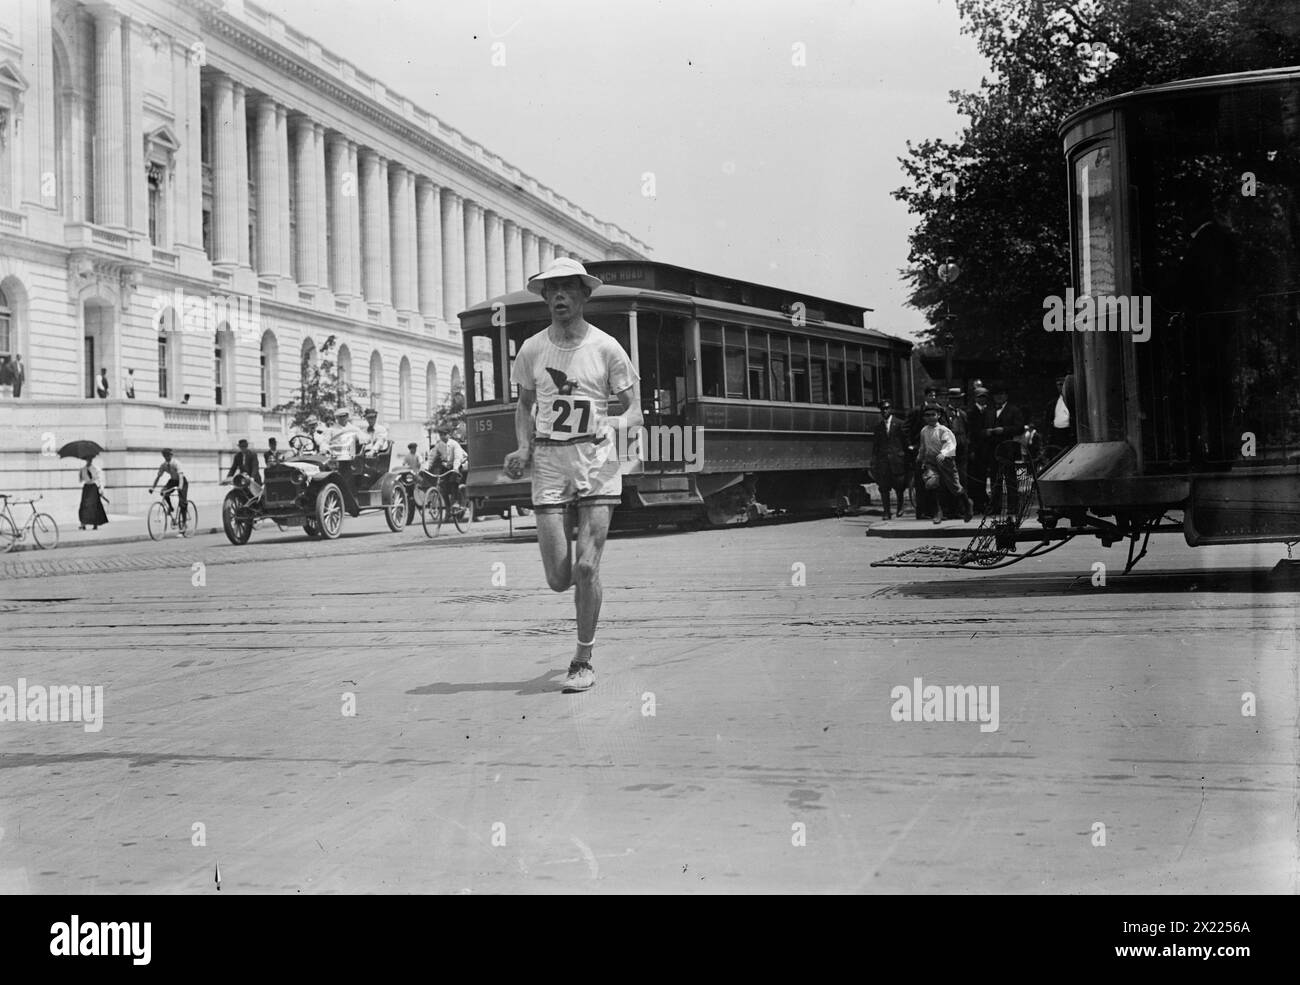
[58,439,105,460]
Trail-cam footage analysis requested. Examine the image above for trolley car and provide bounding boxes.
[1038,67,1300,564]
[461,261,914,526]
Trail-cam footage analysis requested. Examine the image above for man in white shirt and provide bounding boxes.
[916,405,973,524]
[360,408,390,456]
[148,448,190,532]
[1049,375,1074,449]
[329,409,361,485]
[503,257,641,693]
[429,426,468,514]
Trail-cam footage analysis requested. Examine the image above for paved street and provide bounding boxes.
[0,514,1296,894]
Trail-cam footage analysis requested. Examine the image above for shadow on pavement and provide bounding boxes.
[880,564,1300,599]
[408,669,564,696]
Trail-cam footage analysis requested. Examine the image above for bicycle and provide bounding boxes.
[419,468,467,537]
[148,486,199,540]
[0,494,59,553]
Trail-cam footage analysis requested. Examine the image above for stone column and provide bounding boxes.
[405,173,419,313]
[378,158,392,303]
[233,82,250,266]
[347,141,362,298]
[292,116,319,286]
[440,189,465,321]
[485,211,505,298]
[182,44,202,244]
[92,6,126,228]
[360,149,391,304]
[463,199,486,306]
[504,220,523,292]
[325,133,353,296]
[314,124,329,290]
[537,237,553,273]
[275,105,291,276]
[389,164,414,312]
[522,229,539,282]
[211,75,239,263]
[253,98,281,277]
[416,179,442,319]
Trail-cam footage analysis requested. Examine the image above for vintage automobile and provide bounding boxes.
[221,433,416,544]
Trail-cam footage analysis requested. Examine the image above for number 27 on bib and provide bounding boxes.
[550,395,594,436]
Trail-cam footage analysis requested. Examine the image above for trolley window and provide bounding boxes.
[724,326,747,398]
[748,330,770,400]
[828,343,846,405]
[769,334,790,401]
[466,327,501,407]
[700,322,725,397]
[809,341,828,403]
[846,349,864,406]
[791,338,810,402]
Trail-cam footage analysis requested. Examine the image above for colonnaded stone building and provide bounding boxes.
[0,0,648,517]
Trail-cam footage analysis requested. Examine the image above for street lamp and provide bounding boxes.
[936,258,961,387]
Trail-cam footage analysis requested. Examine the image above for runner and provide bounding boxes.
[504,257,641,693]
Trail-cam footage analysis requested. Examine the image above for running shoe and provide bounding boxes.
[561,661,595,693]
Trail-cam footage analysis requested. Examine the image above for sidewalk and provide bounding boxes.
[865,512,1054,539]
[5,493,226,551]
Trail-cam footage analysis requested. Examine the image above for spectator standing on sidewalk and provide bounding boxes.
[77,454,108,530]
[916,405,973,524]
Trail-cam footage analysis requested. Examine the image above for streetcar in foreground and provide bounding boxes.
[1037,66,1300,565]
[461,261,914,526]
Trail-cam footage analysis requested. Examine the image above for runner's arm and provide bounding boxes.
[505,387,536,476]
[601,382,643,435]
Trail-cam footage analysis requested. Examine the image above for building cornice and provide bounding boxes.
[183,0,649,259]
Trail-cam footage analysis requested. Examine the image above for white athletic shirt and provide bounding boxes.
[510,323,638,439]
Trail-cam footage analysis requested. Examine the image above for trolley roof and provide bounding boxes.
[1059,65,1300,137]
[459,259,908,344]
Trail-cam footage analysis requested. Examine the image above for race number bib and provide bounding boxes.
[549,395,595,436]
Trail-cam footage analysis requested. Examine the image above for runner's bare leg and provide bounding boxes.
[536,511,573,592]
[573,504,612,662]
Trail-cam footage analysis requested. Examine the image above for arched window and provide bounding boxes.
[399,356,411,420]
[369,350,383,417]
[450,364,461,399]
[337,343,352,399]
[300,337,317,392]
[260,330,278,409]
[425,360,437,418]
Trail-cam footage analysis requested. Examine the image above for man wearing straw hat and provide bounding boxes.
[504,258,641,693]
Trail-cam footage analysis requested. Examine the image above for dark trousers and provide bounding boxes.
[163,477,189,519]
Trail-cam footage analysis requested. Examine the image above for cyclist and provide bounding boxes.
[428,426,468,516]
[148,448,190,533]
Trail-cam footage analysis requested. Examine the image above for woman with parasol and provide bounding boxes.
[65,441,109,531]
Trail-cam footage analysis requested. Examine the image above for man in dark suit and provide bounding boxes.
[227,438,262,485]
[987,387,1025,514]
[871,400,909,520]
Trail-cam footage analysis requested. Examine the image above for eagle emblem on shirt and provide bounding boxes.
[545,367,579,395]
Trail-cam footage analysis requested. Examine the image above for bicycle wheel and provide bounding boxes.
[0,514,18,553]
[181,502,199,537]
[147,502,168,540]
[449,494,465,533]
[421,490,445,538]
[32,513,59,550]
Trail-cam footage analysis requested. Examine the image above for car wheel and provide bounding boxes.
[386,485,409,532]
[315,484,344,539]
[222,490,253,545]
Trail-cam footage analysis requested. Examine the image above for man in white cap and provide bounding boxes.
[504,257,641,693]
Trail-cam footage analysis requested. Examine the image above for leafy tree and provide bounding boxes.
[425,380,467,443]
[896,0,1300,407]
[275,334,367,430]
